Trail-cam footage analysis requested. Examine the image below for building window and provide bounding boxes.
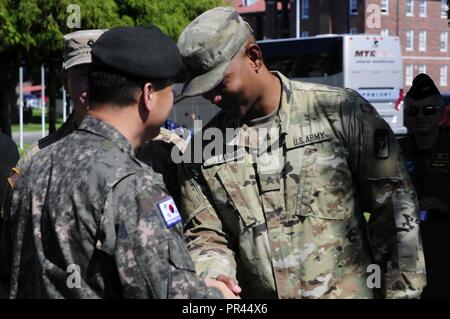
[441,32,448,51]
[406,30,414,51]
[350,28,358,34]
[301,31,309,37]
[419,31,427,52]
[442,0,448,18]
[406,0,414,16]
[243,0,258,6]
[350,0,358,15]
[418,64,427,75]
[419,0,427,17]
[302,0,309,19]
[440,65,448,86]
[380,28,389,36]
[381,0,389,14]
[406,65,414,86]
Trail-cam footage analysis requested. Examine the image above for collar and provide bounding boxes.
[271,71,294,137]
[78,115,136,157]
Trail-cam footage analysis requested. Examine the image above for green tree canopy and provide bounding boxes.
[0,0,222,135]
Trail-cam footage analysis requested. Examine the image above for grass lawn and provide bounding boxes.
[12,118,64,133]
[12,122,63,133]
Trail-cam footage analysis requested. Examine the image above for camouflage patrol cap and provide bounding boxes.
[63,29,107,70]
[177,7,253,97]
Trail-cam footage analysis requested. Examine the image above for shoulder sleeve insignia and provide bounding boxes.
[156,197,181,228]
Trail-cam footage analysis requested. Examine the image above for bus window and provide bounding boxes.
[259,37,343,82]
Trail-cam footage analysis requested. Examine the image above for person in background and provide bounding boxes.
[0,131,18,208]
[0,31,105,289]
[0,130,19,297]
[8,29,106,185]
[399,73,450,299]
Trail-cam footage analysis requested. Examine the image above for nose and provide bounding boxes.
[416,109,425,119]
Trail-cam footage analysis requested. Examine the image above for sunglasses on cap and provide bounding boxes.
[406,105,442,116]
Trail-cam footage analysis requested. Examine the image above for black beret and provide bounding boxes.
[91,25,181,80]
[406,73,441,100]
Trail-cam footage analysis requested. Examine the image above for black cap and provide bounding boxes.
[406,73,441,100]
[91,25,181,80]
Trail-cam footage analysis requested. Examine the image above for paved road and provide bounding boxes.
[12,131,48,147]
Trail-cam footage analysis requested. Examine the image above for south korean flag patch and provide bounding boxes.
[157,197,181,228]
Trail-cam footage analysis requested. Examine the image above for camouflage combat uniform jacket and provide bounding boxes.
[14,113,77,176]
[179,72,426,299]
[0,115,221,299]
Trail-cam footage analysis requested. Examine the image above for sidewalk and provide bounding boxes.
[12,130,48,146]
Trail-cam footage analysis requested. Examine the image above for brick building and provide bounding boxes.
[235,0,450,93]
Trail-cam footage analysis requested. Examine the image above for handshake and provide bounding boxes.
[204,275,242,299]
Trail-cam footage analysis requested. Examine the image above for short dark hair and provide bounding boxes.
[88,70,144,107]
[88,59,172,107]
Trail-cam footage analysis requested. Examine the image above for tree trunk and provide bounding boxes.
[0,53,19,137]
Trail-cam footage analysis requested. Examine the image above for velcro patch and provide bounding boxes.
[374,129,389,159]
[7,167,20,189]
[286,130,332,149]
[157,197,181,228]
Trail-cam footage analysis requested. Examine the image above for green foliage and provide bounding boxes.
[0,0,222,57]
[0,0,222,133]
[116,0,222,40]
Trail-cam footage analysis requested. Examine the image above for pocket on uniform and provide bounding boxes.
[216,165,258,229]
[294,140,351,220]
[168,238,196,272]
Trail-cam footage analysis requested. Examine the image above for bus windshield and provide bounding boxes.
[259,37,343,87]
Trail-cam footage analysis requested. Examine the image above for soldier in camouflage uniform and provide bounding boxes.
[0,30,104,268]
[9,29,106,179]
[176,7,426,299]
[0,26,234,299]
[5,29,189,220]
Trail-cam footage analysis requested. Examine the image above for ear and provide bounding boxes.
[246,44,263,73]
[143,82,154,113]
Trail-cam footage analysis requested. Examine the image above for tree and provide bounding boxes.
[0,0,221,136]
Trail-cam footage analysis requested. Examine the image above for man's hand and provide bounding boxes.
[419,197,449,213]
[204,278,241,299]
[215,274,242,295]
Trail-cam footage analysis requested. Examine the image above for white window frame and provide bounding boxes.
[406,64,414,86]
[419,30,427,52]
[243,0,258,6]
[349,0,358,15]
[418,64,427,75]
[301,0,309,19]
[406,30,414,51]
[441,32,448,52]
[301,30,309,37]
[440,65,448,86]
[381,0,389,15]
[442,0,448,18]
[380,28,389,36]
[419,0,427,17]
[406,0,414,16]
